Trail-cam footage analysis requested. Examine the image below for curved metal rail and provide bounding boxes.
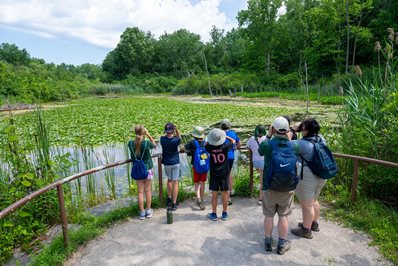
[1,151,397,248]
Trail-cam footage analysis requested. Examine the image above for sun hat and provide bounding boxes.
[207,128,226,146]
[220,119,231,129]
[272,117,289,133]
[164,122,176,134]
[191,126,205,138]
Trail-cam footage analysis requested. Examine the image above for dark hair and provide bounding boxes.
[221,124,229,130]
[283,115,291,125]
[301,118,320,136]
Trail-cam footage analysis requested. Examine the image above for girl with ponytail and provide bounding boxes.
[128,125,156,220]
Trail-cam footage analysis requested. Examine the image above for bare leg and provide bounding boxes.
[167,180,172,199]
[211,191,218,213]
[144,179,152,209]
[301,199,315,229]
[278,216,289,239]
[200,181,205,198]
[172,181,178,204]
[264,216,274,238]
[313,199,321,222]
[137,180,145,212]
[221,191,228,212]
[194,182,200,199]
[258,169,263,200]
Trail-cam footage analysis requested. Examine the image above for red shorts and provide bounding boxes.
[193,167,207,183]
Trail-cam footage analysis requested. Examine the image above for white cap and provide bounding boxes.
[207,128,226,146]
[273,117,289,133]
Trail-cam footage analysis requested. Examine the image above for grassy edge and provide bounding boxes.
[322,190,398,265]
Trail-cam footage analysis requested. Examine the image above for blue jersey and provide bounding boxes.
[225,130,240,160]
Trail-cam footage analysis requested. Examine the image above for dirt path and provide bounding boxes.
[65,197,389,266]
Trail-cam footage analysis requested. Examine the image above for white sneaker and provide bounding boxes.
[139,211,146,220]
[145,209,153,218]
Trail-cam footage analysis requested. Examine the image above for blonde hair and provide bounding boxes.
[134,125,146,155]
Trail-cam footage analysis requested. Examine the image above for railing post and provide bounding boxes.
[157,156,163,204]
[56,183,68,247]
[249,149,254,193]
[351,159,359,202]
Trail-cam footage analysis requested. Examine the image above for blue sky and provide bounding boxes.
[0,0,247,66]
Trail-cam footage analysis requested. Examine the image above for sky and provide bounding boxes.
[0,0,247,66]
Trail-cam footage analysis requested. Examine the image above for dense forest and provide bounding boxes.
[1,0,398,102]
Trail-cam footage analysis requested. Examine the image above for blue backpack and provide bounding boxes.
[193,140,210,174]
[128,141,148,180]
[266,139,299,192]
[301,136,338,179]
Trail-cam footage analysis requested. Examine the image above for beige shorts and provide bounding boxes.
[295,166,326,202]
[262,190,294,217]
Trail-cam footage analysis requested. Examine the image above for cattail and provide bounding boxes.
[354,65,362,76]
[374,41,381,52]
[387,28,395,41]
[385,44,393,59]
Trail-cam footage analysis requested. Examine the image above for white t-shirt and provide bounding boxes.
[247,136,267,161]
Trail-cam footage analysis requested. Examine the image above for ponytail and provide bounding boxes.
[134,125,145,155]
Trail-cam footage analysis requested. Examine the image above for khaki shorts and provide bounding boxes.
[295,166,326,202]
[262,190,294,217]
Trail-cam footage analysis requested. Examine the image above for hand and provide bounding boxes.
[144,128,149,135]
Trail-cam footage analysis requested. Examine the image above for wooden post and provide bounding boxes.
[157,156,163,204]
[351,159,359,202]
[57,184,68,247]
[249,150,254,193]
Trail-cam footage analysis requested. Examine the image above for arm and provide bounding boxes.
[226,136,236,144]
[145,128,156,146]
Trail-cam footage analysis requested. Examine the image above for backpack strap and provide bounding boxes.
[140,140,147,160]
[194,139,200,150]
[129,140,147,161]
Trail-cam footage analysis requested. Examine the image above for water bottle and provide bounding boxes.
[167,208,173,224]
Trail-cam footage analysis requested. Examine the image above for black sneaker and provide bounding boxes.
[298,221,319,232]
[228,197,232,205]
[264,237,273,252]
[277,240,291,255]
[166,197,172,208]
[171,203,177,211]
[291,227,313,239]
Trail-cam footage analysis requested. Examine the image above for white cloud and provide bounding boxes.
[0,0,236,49]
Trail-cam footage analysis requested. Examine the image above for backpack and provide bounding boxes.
[266,139,299,192]
[193,140,210,174]
[128,140,148,180]
[301,136,338,179]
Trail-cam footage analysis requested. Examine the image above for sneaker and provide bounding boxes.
[171,203,177,211]
[298,221,319,232]
[207,212,218,221]
[228,197,232,205]
[145,209,153,218]
[221,211,228,221]
[277,240,291,255]
[166,197,172,208]
[230,190,236,197]
[198,198,205,210]
[264,237,273,252]
[291,226,313,239]
[257,199,263,205]
[139,211,146,220]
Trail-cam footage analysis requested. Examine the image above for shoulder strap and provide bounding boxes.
[140,140,147,160]
[194,139,200,150]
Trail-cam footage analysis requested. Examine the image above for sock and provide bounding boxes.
[278,238,286,246]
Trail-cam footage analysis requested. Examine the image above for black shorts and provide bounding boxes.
[209,176,229,191]
[228,159,234,175]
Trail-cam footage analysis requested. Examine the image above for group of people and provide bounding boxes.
[127,116,329,255]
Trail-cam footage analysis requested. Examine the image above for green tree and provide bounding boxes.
[0,43,31,66]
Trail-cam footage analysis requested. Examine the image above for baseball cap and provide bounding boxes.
[207,128,226,146]
[272,117,289,133]
[220,119,231,129]
[164,122,176,134]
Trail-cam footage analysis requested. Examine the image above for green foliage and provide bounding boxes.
[233,168,256,197]
[322,187,398,264]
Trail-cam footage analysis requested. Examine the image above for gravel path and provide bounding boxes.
[65,197,390,266]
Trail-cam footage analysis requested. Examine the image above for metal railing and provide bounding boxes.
[1,150,397,248]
